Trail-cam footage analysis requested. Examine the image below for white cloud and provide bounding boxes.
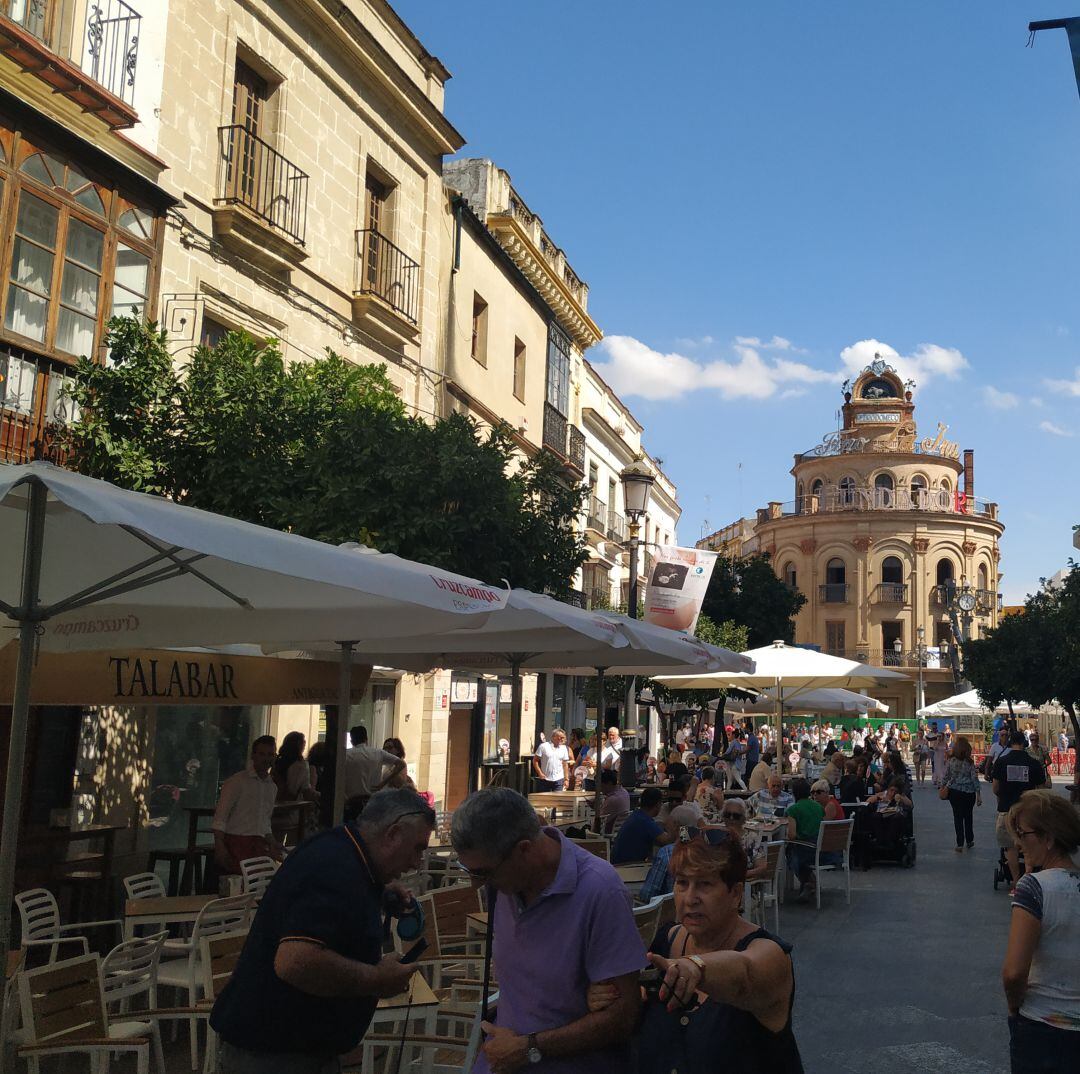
[982,386,1019,410]
[1039,420,1074,438]
[593,334,971,403]
[1030,396,1045,408]
[1045,367,1080,397]
[673,335,714,349]
[839,339,969,386]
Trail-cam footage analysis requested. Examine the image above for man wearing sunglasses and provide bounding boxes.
[452,787,645,1073]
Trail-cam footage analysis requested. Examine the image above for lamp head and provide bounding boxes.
[620,458,656,520]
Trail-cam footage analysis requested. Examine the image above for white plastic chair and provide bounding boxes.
[156,895,251,1071]
[123,873,166,902]
[16,953,150,1073]
[810,819,854,909]
[102,931,168,1073]
[14,888,121,964]
[746,840,785,932]
[238,856,277,900]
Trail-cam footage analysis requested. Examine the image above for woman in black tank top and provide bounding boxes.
[589,825,803,1074]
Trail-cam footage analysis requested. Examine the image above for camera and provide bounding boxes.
[383,889,425,942]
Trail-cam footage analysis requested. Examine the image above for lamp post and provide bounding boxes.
[915,625,927,716]
[942,576,977,690]
[619,459,655,749]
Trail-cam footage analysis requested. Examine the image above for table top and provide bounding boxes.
[25,824,122,840]
[185,800,315,816]
[377,971,439,1010]
[124,894,218,918]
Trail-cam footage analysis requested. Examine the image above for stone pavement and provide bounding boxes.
[785,779,1016,1074]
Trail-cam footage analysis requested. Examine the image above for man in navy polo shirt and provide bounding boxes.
[611,787,673,864]
[211,788,434,1072]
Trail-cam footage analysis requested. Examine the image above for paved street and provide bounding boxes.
[787,781,1016,1074]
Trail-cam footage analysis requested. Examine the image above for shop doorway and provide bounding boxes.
[445,708,473,810]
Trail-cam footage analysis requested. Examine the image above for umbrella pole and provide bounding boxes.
[508,657,523,791]
[775,678,783,776]
[333,641,355,826]
[593,668,606,833]
[0,477,47,967]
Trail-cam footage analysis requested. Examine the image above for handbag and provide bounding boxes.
[938,783,949,800]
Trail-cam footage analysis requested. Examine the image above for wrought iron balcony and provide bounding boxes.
[542,401,568,457]
[818,583,849,604]
[217,125,308,246]
[874,583,908,604]
[606,510,627,543]
[567,424,586,473]
[355,229,419,324]
[0,0,141,123]
[586,495,608,535]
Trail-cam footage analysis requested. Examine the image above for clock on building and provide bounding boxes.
[957,593,976,612]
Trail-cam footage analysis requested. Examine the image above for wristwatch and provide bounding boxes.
[526,1033,542,1064]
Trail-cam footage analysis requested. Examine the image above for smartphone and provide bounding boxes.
[400,937,429,965]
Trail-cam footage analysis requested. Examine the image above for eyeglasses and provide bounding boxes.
[1014,827,1039,840]
[678,825,735,846]
[457,841,517,881]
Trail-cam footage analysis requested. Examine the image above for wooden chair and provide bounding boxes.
[101,931,168,1074]
[16,953,150,1073]
[568,838,610,861]
[810,819,854,909]
[746,841,785,932]
[655,892,676,930]
[15,888,121,963]
[609,811,631,839]
[238,856,277,900]
[156,895,251,1070]
[198,930,248,1073]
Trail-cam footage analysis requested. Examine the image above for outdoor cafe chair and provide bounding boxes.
[156,894,251,1070]
[14,888,122,964]
[809,819,854,910]
[15,953,151,1074]
[197,929,249,1074]
[746,840,785,933]
[101,931,168,1073]
[238,856,278,900]
[632,897,663,947]
[568,837,610,861]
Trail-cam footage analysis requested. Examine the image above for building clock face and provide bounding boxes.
[957,593,976,612]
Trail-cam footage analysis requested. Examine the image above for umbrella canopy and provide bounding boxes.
[917,689,988,718]
[725,687,889,716]
[0,463,505,964]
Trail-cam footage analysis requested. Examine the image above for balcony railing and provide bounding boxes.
[354,229,419,324]
[606,510,627,543]
[874,582,908,604]
[567,424,586,473]
[931,585,999,615]
[218,125,308,246]
[0,0,141,107]
[760,486,998,522]
[586,496,607,534]
[826,649,954,670]
[542,401,568,457]
[819,583,849,604]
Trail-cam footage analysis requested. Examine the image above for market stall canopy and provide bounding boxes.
[916,689,1036,718]
[0,463,506,652]
[656,640,908,694]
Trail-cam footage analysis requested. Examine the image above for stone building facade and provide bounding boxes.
[750,357,1004,716]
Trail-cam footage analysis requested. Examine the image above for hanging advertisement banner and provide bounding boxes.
[644,546,718,633]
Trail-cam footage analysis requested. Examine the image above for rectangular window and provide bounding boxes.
[471,293,488,367]
[882,621,903,665]
[0,350,37,415]
[56,217,104,357]
[545,323,571,415]
[200,315,230,349]
[110,243,150,320]
[825,621,846,655]
[6,192,58,344]
[512,337,526,402]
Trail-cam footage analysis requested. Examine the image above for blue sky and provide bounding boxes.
[397,1,1080,602]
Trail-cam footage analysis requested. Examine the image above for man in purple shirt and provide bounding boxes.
[451,788,645,1073]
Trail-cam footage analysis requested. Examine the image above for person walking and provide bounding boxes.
[927,722,948,786]
[1001,790,1080,1073]
[210,788,434,1073]
[913,732,931,783]
[212,735,285,876]
[992,732,1048,891]
[533,728,571,791]
[940,736,981,851]
[450,787,645,1072]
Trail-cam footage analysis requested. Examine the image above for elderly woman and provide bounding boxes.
[694,767,724,821]
[750,774,794,818]
[590,824,804,1072]
[810,779,844,821]
[1001,790,1080,1073]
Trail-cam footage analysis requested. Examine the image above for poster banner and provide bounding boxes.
[644,546,718,633]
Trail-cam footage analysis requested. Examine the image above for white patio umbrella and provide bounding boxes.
[917,689,989,719]
[657,640,907,769]
[725,687,889,716]
[0,462,505,961]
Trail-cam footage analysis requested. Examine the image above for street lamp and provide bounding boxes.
[619,459,655,752]
[915,625,927,715]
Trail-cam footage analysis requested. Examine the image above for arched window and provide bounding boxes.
[936,558,954,586]
[940,477,951,495]
[910,474,927,508]
[823,557,847,603]
[881,556,904,584]
[978,564,989,593]
[875,473,894,490]
[874,472,894,507]
[838,476,855,506]
[811,478,823,498]
[782,562,798,591]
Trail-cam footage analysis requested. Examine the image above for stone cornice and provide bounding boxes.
[485,213,602,351]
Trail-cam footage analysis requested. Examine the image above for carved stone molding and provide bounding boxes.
[799,538,817,555]
[912,537,930,553]
[962,540,977,556]
[852,536,873,552]
[993,548,1002,562]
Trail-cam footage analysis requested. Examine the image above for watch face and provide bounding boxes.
[527,1047,542,1064]
[958,594,976,611]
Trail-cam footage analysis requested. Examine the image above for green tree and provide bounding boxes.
[700,554,807,648]
[64,319,587,594]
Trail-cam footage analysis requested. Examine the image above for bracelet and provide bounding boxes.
[686,954,706,973]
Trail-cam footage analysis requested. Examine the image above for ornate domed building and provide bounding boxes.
[753,356,1004,717]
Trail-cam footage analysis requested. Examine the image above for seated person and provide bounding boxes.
[611,788,673,864]
[721,798,769,882]
[784,778,824,900]
[747,751,774,793]
[821,751,845,789]
[694,766,724,821]
[598,768,630,833]
[811,779,845,820]
[838,759,867,804]
[750,773,794,817]
[866,777,912,845]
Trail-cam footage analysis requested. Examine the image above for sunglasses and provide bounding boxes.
[678,825,736,846]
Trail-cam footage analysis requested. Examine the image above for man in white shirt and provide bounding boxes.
[600,726,622,771]
[533,728,571,791]
[212,735,285,874]
[343,725,406,801]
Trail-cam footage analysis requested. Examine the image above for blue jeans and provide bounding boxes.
[1009,1014,1078,1073]
[786,841,841,883]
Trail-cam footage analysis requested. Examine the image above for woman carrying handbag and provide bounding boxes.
[940,736,982,851]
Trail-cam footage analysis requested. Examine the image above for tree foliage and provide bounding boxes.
[964,563,1080,741]
[700,554,807,648]
[64,319,587,594]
